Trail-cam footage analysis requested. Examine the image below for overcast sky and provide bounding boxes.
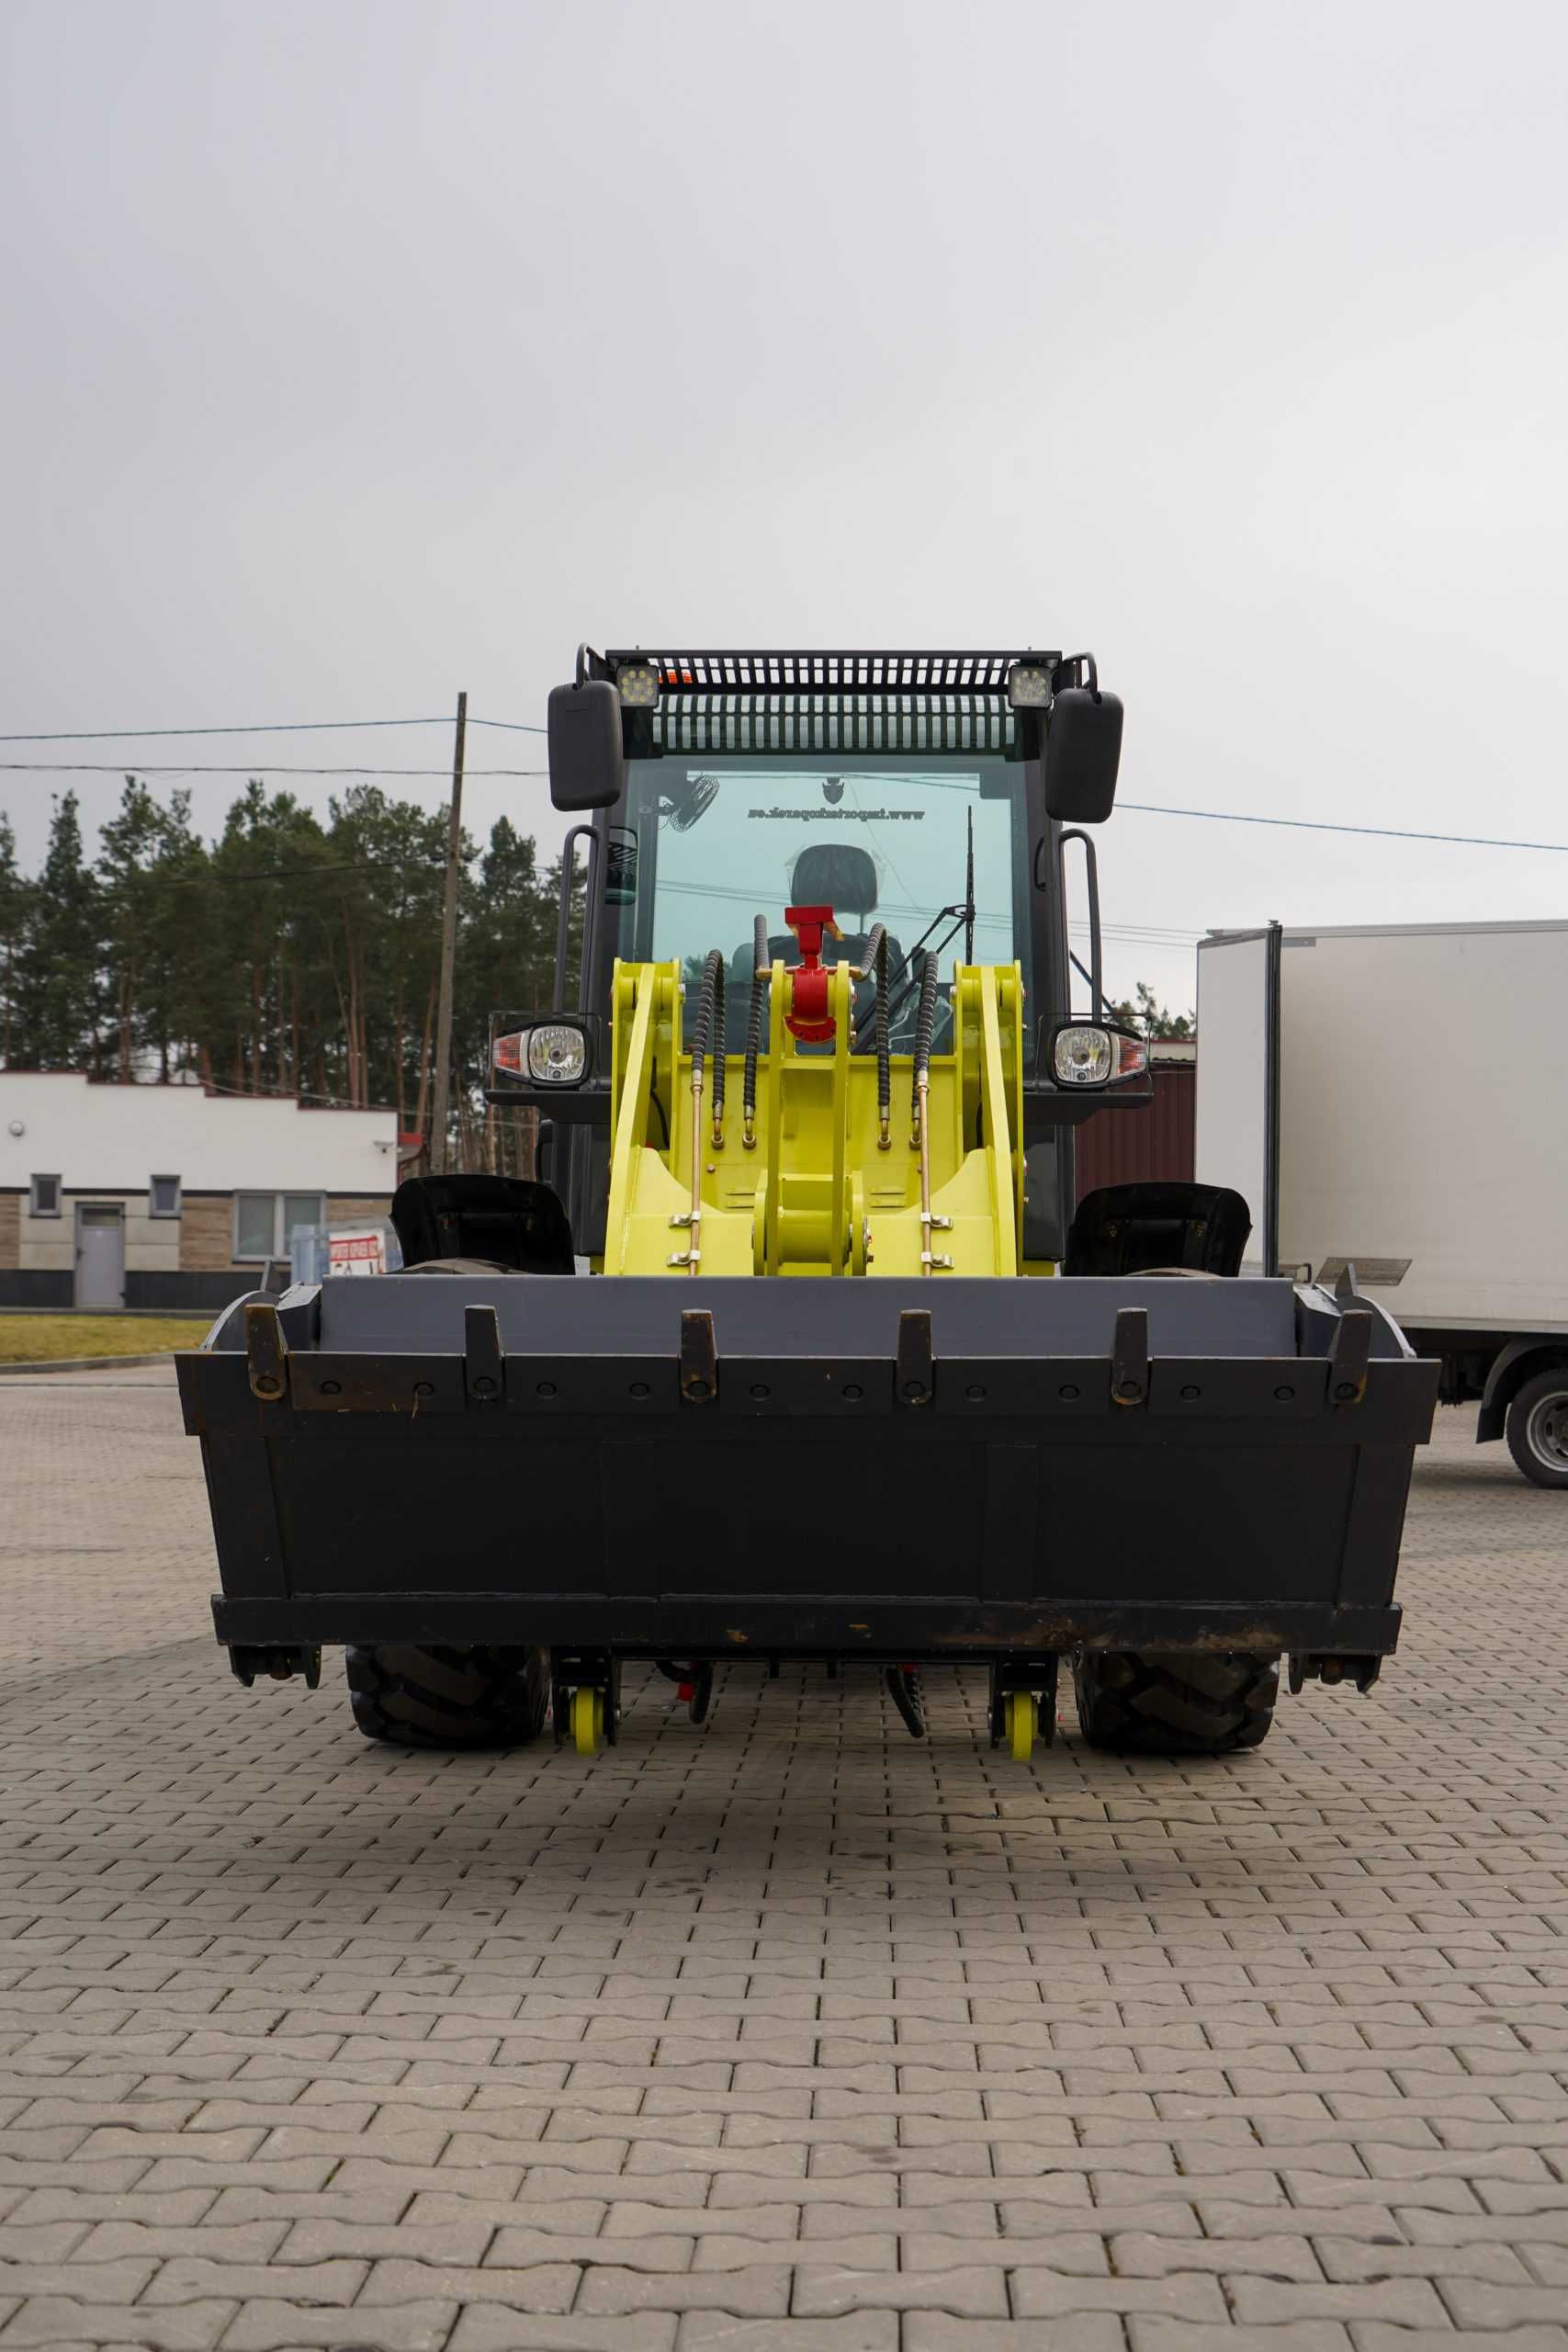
[3,0,1564,1013]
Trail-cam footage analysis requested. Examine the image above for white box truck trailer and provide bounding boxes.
[1197,920,1568,1488]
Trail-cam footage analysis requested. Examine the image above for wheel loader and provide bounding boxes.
[177,648,1438,1762]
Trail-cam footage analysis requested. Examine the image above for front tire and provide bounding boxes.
[345,1644,550,1747]
[1506,1369,1568,1489]
[1072,1649,1279,1755]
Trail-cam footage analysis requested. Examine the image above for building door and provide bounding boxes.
[74,1204,125,1308]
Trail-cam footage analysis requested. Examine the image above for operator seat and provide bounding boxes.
[788,842,897,977]
[728,842,906,1032]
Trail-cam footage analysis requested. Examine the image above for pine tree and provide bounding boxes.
[208,783,331,1096]
[0,779,565,1160]
[99,776,175,1080]
[141,790,205,1082]
[18,792,106,1069]
[456,818,558,1144]
[0,811,30,1068]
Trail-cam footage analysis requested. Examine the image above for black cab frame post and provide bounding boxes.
[553,825,600,1014]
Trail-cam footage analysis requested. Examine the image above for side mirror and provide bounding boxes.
[547,679,624,811]
[1044,685,1123,824]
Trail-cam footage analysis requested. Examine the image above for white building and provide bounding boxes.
[0,1075,399,1310]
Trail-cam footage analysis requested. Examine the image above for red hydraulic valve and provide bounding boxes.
[784,904,841,1043]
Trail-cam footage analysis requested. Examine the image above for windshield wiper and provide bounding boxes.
[852,810,976,1052]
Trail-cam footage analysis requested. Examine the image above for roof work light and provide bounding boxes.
[1006,662,1052,708]
[615,661,661,708]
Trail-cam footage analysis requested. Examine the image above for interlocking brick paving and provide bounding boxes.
[1,1366,1565,2347]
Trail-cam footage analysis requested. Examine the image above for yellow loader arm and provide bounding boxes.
[603,956,1024,1278]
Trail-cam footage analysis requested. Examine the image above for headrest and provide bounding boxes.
[789,843,878,917]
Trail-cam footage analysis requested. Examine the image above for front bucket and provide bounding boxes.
[178,1273,1438,1664]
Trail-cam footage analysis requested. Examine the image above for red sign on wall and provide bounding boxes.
[326,1228,389,1277]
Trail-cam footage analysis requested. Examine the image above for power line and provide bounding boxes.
[0,717,454,743]
[2,747,1559,853]
[0,763,545,778]
[0,713,547,743]
[1121,801,1568,854]
[1073,924,1204,945]
[200,1074,365,1105]
[130,860,409,886]
[210,861,426,883]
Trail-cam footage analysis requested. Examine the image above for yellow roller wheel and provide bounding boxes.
[1005,1690,1037,1763]
[571,1686,604,1756]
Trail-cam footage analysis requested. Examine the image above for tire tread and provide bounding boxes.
[1072,1648,1279,1754]
[345,1644,549,1748]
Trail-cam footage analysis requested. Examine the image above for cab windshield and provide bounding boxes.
[609,753,1032,1052]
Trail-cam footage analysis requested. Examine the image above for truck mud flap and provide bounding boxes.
[179,1274,1438,1662]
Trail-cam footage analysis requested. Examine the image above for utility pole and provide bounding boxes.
[429,690,467,1176]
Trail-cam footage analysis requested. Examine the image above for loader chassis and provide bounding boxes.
[178,648,1438,1760]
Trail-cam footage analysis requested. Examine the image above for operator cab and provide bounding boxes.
[610,754,1032,1063]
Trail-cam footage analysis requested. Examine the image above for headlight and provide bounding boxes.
[1007,662,1052,708]
[615,660,660,707]
[527,1024,588,1083]
[1054,1024,1115,1085]
[492,1024,589,1083]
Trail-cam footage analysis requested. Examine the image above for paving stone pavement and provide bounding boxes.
[1,1365,1566,2348]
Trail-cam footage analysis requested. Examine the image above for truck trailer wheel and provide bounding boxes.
[344,1645,550,1748]
[1506,1369,1568,1488]
[1071,1650,1279,1755]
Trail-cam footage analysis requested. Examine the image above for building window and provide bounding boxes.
[233,1191,325,1262]
[150,1174,181,1218]
[234,1193,276,1261]
[30,1174,61,1217]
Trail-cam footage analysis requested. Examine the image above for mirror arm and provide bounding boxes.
[1052,650,1099,696]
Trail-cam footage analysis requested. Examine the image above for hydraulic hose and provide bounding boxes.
[910,948,939,1129]
[861,925,891,1148]
[683,949,726,1272]
[851,930,906,1050]
[743,913,769,1148]
[690,948,726,1145]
